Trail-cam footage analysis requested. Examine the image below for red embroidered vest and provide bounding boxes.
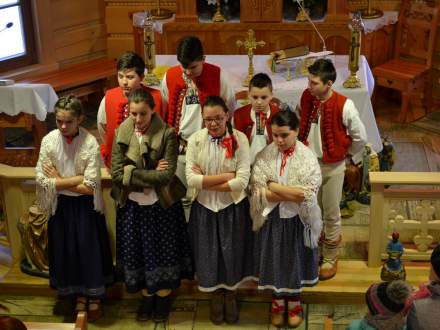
[298,89,352,164]
[233,102,281,143]
[165,63,221,133]
[100,85,162,168]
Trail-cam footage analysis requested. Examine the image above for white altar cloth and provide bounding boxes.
[0,83,58,121]
[156,54,382,153]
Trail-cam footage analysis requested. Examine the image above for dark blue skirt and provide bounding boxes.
[189,199,255,292]
[116,199,193,294]
[254,207,319,295]
[48,194,114,298]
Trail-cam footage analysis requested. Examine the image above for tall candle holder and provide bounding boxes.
[212,0,226,22]
[343,12,364,88]
[150,0,173,20]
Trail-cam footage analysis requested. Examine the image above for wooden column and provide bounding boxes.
[175,0,198,22]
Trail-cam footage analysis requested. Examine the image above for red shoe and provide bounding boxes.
[271,298,285,328]
[287,305,303,328]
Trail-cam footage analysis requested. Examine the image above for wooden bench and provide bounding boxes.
[24,311,87,330]
[0,113,45,166]
[18,58,117,98]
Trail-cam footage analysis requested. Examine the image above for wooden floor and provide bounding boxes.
[0,260,430,305]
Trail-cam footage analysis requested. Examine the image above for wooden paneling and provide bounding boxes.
[241,0,282,23]
[241,0,261,22]
[50,0,103,30]
[26,0,108,72]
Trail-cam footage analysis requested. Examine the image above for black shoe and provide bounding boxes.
[136,295,154,321]
[153,294,172,322]
[210,289,225,325]
[224,290,239,324]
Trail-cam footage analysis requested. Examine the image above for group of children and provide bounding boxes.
[34,35,437,329]
[347,245,440,330]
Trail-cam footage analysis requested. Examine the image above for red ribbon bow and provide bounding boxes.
[220,135,238,159]
[279,144,296,176]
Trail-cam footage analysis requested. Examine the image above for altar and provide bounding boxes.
[155,54,382,153]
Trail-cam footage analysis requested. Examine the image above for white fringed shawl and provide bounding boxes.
[249,140,322,248]
[35,127,104,216]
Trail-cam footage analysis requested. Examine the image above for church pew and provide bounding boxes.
[18,58,117,98]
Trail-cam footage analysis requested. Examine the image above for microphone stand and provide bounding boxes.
[294,0,326,52]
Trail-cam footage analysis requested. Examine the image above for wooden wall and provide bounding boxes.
[50,0,107,67]
[105,0,176,59]
[37,0,107,67]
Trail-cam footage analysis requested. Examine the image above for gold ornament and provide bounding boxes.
[361,0,383,19]
[236,29,265,87]
[150,0,173,20]
[212,0,226,23]
[142,12,160,86]
[343,13,364,89]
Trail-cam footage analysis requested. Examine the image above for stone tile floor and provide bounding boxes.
[0,294,367,330]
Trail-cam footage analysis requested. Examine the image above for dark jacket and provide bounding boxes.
[111,113,186,208]
[407,282,440,330]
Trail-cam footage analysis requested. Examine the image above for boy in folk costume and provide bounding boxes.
[97,51,162,168]
[297,58,367,280]
[161,36,235,187]
[233,73,281,164]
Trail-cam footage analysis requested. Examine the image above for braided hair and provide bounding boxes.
[202,95,237,158]
[54,95,83,118]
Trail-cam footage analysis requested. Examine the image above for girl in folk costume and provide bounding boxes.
[35,96,114,322]
[233,73,281,164]
[250,111,322,328]
[97,51,162,168]
[111,89,193,323]
[186,96,254,325]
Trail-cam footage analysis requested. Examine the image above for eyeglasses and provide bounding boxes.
[203,116,226,125]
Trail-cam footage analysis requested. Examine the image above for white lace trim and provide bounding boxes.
[35,128,104,215]
[250,141,322,247]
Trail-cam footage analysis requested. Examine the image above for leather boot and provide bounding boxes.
[224,290,239,324]
[88,299,103,323]
[153,294,172,322]
[319,235,341,281]
[210,289,224,325]
[136,295,154,321]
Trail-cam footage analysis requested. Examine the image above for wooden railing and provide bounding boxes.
[368,171,440,267]
[2,165,440,268]
[0,164,115,264]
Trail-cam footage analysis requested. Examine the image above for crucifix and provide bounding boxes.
[236,29,265,86]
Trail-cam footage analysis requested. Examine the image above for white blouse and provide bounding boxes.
[35,128,103,216]
[263,152,300,219]
[185,128,250,213]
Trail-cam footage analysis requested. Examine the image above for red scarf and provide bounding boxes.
[64,130,79,144]
[220,135,238,159]
[279,144,295,176]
